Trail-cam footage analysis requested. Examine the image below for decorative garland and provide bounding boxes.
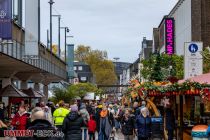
[127,80,210,101]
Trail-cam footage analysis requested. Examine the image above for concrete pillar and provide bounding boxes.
[34,83,40,91]
[21,81,28,89]
[2,78,11,88]
[43,84,49,103]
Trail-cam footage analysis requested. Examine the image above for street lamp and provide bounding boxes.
[60,27,70,62]
[48,0,54,52]
[52,15,61,57]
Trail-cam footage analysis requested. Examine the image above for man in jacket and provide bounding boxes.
[62,105,85,140]
[136,107,151,140]
[53,101,70,130]
[98,105,115,140]
[121,109,137,140]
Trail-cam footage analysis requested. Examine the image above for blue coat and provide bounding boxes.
[136,115,151,138]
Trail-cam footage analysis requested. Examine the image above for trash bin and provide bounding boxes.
[191,125,209,140]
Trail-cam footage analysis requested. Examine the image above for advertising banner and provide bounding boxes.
[165,18,175,55]
[67,44,74,78]
[0,0,12,39]
[184,42,203,79]
[25,0,39,58]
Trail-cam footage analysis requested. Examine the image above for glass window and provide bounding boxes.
[78,66,83,71]
[74,66,77,70]
[80,77,87,81]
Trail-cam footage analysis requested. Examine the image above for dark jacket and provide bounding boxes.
[62,111,85,140]
[121,116,136,135]
[136,115,151,138]
[165,108,175,130]
[133,107,140,118]
[95,108,102,132]
[20,119,62,140]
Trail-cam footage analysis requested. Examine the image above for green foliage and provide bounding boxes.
[75,45,117,85]
[203,48,210,73]
[51,83,98,104]
[150,54,164,81]
[141,54,184,81]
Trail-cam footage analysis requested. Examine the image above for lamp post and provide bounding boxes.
[48,0,54,52]
[60,27,70,62]
[52,15,61,57]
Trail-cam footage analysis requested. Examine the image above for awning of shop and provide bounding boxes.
[0,85,28,97]
[21,88,43,98]
[179,73,210,84]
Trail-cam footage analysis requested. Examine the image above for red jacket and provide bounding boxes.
[11,112,29,130]
[87,118,96,133]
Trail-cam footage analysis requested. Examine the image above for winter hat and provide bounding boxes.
[71,104,78,112]
[80,103,86,109]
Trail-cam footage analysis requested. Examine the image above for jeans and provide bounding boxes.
[84,129,87,140]
[124,135,133,140]
[89,132,95,140]
[98,131,108,140]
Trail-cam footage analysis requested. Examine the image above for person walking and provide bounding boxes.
[53,101,70,130]
[87,115,96,140]
[121,109,137,140]
[95,103,103,137]
[62,104,85,140]
[22,107,62,140]
[98,105,115,140]
[79,103,90,140]
[136,107,151,140]
[165,106,175,140]
[11,106,30,130]
[133,102,140,118]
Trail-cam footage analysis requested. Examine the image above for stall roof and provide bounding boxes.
[179,73,210,84]
[21,88,43,98]
[0,85,28,97]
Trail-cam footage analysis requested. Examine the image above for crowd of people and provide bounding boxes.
[0,100,177,140]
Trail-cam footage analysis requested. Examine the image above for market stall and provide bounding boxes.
[125,78,210,140]
[0,84,28,118]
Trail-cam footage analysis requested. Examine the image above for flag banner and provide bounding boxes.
[67,44,74,78]
[0,0,12,40]
[25,0,39,58]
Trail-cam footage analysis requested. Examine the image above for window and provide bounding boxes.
[80,77,87,81]
[78,66,83,71]
[74,66,77,70]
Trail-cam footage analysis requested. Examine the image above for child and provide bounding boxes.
[87,115,96,140]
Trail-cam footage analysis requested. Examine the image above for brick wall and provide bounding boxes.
[201,0,210,48]
[191,0,202,41]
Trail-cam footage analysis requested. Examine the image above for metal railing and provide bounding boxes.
[0,39,67,80]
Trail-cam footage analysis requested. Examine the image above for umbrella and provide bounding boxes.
[0,85,28,97]
[21,88,43,98]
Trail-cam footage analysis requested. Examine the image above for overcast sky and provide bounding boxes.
[40,0,178,63]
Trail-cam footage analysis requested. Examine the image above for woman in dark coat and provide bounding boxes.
[121,109,137,140]
[136,107,151,140]
[62,105,85,140]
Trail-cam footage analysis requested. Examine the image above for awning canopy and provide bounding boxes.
[21,88,43,98]
[179,73,210,84]
[0,85,28,97]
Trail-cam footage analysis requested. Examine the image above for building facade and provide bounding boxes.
[73,62,93,83]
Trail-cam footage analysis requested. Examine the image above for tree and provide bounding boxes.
[150,54,164,81]
[51,83,98,103]
[203,48,210,73]
[140,54,184,81]
[75,45,117,85]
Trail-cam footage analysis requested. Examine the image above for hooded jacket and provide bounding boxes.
[62,111,85,140]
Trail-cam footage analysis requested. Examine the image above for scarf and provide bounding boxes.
[100,110,108,118]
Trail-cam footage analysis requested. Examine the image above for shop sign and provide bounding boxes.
[184,42,203,79]
[165,18,175,55]
[0,0,12,39]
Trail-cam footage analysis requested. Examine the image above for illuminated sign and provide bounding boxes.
[165,18,175,55]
